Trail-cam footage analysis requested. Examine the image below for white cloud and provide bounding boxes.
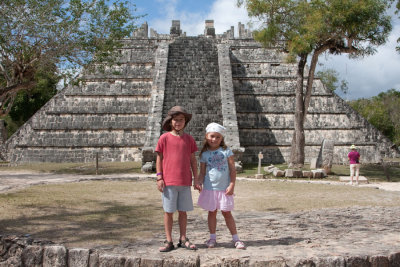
[146,0,254,36]
[318,23,400,100]
[206,0,254,36]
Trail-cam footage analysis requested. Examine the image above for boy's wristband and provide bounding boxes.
[156,172,163,176]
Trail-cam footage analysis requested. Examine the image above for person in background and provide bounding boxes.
[348,144,361,185]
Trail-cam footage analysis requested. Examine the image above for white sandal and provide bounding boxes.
[234,240,245,249]
[206,239,216,248]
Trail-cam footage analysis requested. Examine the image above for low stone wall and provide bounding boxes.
[1,235,399,267]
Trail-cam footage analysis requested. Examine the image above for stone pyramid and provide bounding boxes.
[3,21,398,165]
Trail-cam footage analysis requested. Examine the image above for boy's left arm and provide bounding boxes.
[226,156,236,195]
[190,152,198,187]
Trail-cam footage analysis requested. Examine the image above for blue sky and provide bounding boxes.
[133,0,400,100]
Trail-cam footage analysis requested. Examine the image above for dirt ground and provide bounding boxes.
[1,171,400,265]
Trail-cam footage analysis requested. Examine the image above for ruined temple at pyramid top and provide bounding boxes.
[2,20,398,165]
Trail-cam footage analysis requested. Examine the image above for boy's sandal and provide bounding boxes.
[206,238,216,248]
[159,240,174,252]
[234,240,246,249]
[178,238,197,250]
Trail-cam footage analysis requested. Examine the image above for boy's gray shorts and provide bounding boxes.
[162,186,194,213]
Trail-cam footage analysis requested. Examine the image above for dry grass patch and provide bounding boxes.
[1,179,400,248]
[1,161,142,175]
[234,180,400,212]
[0,180,163,248]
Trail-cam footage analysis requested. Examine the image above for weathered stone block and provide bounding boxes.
[43,246,67,267]
[163,256,199,267]
[345,255,369,267]
[22,245,43,267]
[310,158,318,169]
[285,169,294,178]
[389,252,400,267]
[264,165,276,173]
[293,258,316,267]
[369,255,389,267]
[141,161,154,173]
[89,251,99,267]
[302,171,313,178]
[316,169,327,177]
[273,169,285,177]
[99,254,126,267]
[68,248,89,267]
[293,170,303,178]
[250,259,287,266]
[314,256,345,267]
[285,169,303,178]
[311,170,323,179]
[124,256,141,267]
[140,258,163,267]
[235,162,243,173]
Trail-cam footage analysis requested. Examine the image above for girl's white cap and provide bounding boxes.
[206,122,226,136]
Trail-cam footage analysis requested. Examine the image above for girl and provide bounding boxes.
[194,122,245,249]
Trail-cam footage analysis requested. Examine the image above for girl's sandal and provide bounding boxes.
[178,238,197,250]
[234,240,246,249]
[206,238,216,248]
[159,240,174,252]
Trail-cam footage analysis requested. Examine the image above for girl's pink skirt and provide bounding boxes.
[197,189,234,211]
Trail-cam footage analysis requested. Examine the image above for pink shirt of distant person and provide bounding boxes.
[155,132,198,186]
[348,150,360,164]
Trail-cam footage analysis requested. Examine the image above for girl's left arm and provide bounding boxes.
[225,156,236,195]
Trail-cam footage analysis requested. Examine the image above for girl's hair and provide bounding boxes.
[199,133,228,157]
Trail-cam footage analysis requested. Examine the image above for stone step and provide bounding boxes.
[339,176,369,184]
[15,130,145,147]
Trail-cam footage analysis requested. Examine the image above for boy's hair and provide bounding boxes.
[199,134,228,157]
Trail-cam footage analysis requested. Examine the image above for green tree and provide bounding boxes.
[0,0,141,115]
[317,68,348,94]
[9,65,58,124]
[239,0,393,167]
[396,0,400,52]
[349,89,400,146]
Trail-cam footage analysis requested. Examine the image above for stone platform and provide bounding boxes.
[339,176,369,184]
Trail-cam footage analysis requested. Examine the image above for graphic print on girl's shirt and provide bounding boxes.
[201,147,233,191]
[208,150,227,172]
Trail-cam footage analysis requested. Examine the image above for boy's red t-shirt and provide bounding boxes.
[155,132,198,186]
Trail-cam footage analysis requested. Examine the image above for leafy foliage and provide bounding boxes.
[1,65,58,137]
[9,68,58,124]
[0,0,141,115]
[317,69,348,94]
[349,89,400,146]
[0,0,141,138]
[397,0,400,52]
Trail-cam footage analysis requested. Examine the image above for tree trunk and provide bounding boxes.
[289,54,307,168]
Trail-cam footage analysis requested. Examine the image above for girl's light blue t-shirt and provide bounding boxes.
[200,147,233,191]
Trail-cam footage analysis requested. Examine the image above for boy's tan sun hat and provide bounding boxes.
[162,106,192,131]
[350,144,357,149]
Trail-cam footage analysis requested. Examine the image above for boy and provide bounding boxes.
[155,106,198,252]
